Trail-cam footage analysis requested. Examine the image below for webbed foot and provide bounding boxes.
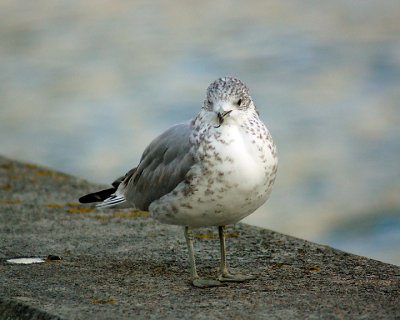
[192,278,224,288]
[218,273,257,282]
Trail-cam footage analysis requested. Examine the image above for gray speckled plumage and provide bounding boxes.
[81,77,278,227]
[79,77,278,287]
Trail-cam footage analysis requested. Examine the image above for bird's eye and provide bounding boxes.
[237,99,242,106]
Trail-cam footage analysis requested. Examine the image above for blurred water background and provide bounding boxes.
[1,0,399,265]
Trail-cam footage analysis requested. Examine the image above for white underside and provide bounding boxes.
[149,122,277,227]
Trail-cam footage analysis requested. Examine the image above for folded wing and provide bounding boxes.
[121,122,195,211]
[80,122,195,211]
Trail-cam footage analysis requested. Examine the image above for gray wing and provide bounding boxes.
[111,168,137,188]
[121,122,195,211]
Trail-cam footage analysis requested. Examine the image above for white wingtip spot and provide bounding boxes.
[96,195,126,209]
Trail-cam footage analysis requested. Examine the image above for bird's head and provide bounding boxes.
[204,77,257,127]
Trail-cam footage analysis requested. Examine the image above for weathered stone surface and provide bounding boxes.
[0,155,399,319]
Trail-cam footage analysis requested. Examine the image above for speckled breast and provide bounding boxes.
[149,119,277,228]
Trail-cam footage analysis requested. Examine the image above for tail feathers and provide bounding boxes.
[96,195,126,209]
[79,188,116,204]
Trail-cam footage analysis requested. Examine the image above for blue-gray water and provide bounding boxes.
[1,0,399,265]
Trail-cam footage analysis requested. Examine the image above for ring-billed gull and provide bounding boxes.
[79,77,278,287]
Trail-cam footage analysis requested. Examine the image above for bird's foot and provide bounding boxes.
[192,278,224,288]
[218,273,257,282]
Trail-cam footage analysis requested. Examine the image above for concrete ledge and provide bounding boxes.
[0,155,399,319]
[0,298,63,320]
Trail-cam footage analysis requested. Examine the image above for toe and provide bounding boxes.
[192,279,224,288]
[218,273,257,282]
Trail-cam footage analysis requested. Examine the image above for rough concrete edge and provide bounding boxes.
[0,154,101,186]
[0,156,85,320]
[0,297,65,320]
[244,223,400,267]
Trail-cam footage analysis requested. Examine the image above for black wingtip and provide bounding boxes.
[79,188,116,203]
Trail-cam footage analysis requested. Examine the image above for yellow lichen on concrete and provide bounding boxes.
[35,170,55,176]
[226,233,239,239]
[3,200,22,204]
[92,299,117,304]
[35,170,68,181]
[46,204,64,208]
[272,265,283,270]
[197,233,238,240]
[0,164,18,170]
[304,266,321,272]
[196,234,215,239]
[67,203,81,207]
[69,208,96,214]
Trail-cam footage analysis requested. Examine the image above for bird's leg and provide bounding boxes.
[184,226,199,280]
[217,226,257,282]
[184,226,222,288]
